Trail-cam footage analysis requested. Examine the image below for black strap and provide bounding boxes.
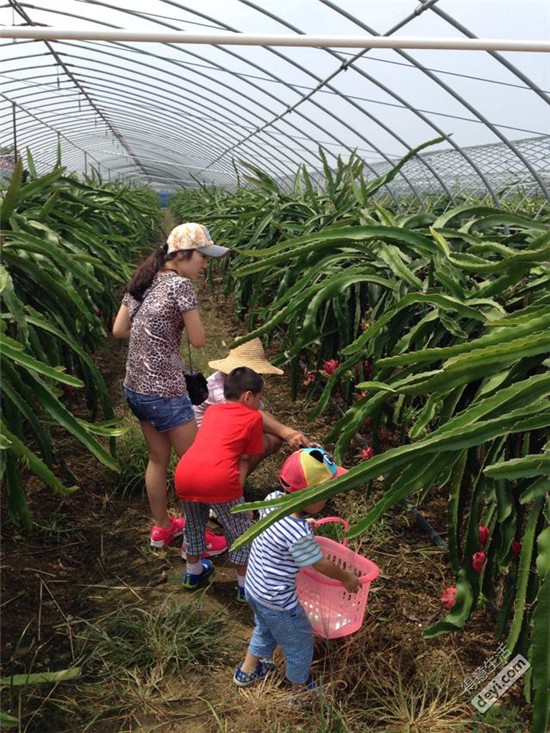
[186,338,193,370]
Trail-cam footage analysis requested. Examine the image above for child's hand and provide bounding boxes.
[343,573,361,594]
[305,518,317,527]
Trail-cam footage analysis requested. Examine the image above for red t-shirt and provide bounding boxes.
[174,402,264,503]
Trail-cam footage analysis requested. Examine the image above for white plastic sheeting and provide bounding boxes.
[1,1,549,204]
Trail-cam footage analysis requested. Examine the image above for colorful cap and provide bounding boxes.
[279,447,348,493]
[166,223,229,258]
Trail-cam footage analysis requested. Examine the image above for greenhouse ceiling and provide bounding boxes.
[1,0,549,206]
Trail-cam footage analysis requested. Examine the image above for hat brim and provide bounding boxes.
[208,356,284,375]
[197,244,230,258]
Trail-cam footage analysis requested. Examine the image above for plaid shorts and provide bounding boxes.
[182,497,251,566]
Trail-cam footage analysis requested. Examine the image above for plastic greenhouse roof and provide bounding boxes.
[1,0,549,207]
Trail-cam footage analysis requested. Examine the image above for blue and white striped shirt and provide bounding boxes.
[245,491,323,610]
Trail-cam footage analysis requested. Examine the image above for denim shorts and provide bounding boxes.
[123,387,195,432]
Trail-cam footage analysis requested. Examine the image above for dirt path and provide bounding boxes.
[0,272,528,732]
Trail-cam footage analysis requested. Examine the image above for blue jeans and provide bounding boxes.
[124,388,195,432]
[246,593,313,684]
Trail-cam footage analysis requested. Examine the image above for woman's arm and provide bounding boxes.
[259,410,310,449]
[182,309,206,349]
[112,304,131,339]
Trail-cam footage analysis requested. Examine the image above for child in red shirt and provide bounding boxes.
[174,367,264,601]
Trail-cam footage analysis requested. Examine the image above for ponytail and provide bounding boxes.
[127,245,167,301]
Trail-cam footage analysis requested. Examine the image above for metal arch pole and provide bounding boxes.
[1,94,105,172]
[393,52,550,202]
[12,101,18,163]
[4,4,406,199]
[8,81,245,182]
[2,52,301,188]
[55,35,319,184]
[426,1,550,106]
[53,53,298,184]
[417,1,550,200]
[321,0,549,203]
[170,3,410,204]
[4,52,544,139]
[8,1,150,181]
[320,0,501,205]
[72,9,365,184]
[162,9,404,207]
[3,96,238,187]
[0,27,548,51]
[2,102,233,188]
[5,2,341,180]
[0,2,458,200]
[238,0,450,206]
[322,5,502,205]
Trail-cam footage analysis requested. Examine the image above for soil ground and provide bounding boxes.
[0,274,529,732]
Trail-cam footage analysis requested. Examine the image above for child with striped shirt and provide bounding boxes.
[234,448,360,696]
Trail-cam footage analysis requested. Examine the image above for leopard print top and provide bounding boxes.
[122,271,198,398]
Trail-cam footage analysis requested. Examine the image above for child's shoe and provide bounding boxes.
[181,531,228,560]
[233,659,276,687]
[235,585,247,604]
[182,559,213,589]
[289,677,318,707]
[150,516,184,549]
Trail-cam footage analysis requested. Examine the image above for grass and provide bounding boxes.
[79,593,235,680]
[111,416,149,499]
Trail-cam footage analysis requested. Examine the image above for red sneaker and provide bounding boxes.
[181,530,228,560]
[150,516,185,549]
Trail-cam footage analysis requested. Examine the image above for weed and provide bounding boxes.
[79,593,235,680]
[113,415,181,500]
[360,653,473,732]
[469,704,528,732]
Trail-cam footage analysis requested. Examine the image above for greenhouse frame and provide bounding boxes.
[1,0,549,208]
[1,3,550,732]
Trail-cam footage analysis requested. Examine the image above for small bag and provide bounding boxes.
[184,341,208,405]
[184,370,209,405]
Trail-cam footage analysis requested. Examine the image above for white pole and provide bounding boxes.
[0,27,548,52]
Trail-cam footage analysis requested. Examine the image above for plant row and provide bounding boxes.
[0,153,161,527]
[170,143,549,733]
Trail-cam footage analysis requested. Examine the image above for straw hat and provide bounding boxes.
[208,338,284,375]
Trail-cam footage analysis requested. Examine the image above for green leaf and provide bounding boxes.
[0,711,20,727]
[0,335,83,387]
[0,667,81,687]
[520,477,550,505]
[484,453,550,479]
[0,421,78,496]
[25,372,119,472]
[506,497,544,655]
[530,567,549,732]
[0,158,23,224]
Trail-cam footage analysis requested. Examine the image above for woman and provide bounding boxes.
[113,223,228,554]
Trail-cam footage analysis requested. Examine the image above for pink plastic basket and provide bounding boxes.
[296,517,379,639]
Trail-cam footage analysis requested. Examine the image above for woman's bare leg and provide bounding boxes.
[168,419,198,458]
[140,421,173,528]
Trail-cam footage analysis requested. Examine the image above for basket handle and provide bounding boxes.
[312,516,349,547]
